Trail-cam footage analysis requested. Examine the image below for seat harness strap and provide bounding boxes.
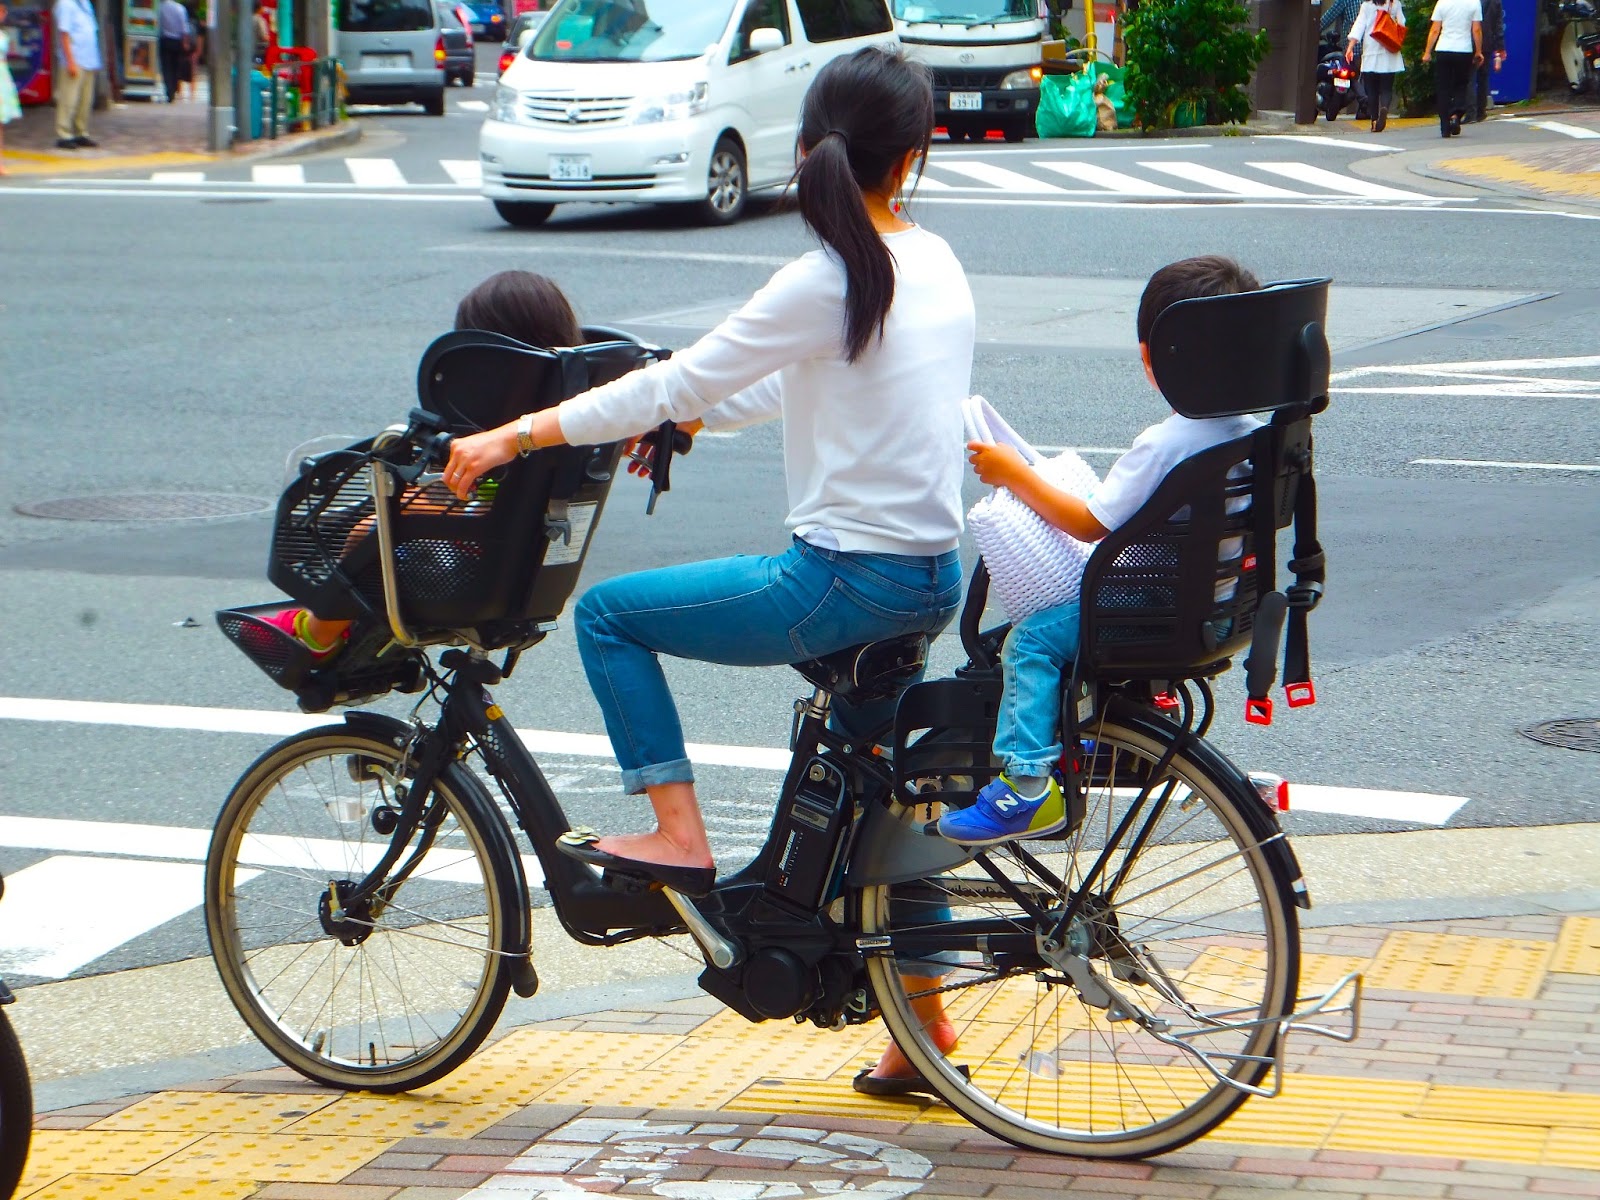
[1282,436,1324,708]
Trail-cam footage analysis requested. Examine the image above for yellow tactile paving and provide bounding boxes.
[1418,1084,1600,1129]
[531,1067,744,1110]
[415,1028,682,1105]
[22,1176,259,1200]
[283,1093,519,1138]
[1551,915,1600,975]
[17,1132,204,1196]
[1545,1126,1600,1170]
[91,1092,338,1135]
[1438,154,1600,201]
[151,1133,395,1183]
[648,1029,872,1083]
[1363,931,1554,999]
[1325,1112,1550,1163]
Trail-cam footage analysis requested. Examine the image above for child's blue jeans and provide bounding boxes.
[996,599,1082,779]
[574,537,963,795]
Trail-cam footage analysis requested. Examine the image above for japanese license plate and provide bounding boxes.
[364,52,409,69]
[950,91,983,111]
[549,154,592,181]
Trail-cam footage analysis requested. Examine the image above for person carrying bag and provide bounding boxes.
[1347,0,1408,132]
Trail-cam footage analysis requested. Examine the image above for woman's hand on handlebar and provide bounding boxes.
[444,423,519,500]
[625,419,702,480]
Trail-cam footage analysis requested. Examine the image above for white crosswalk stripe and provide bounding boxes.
[1142,160,1310,197]
[346,156,407,187]
[251,163,306,185]
[122,152,1460,206]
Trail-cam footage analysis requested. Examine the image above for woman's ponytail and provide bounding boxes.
[795,49,934,364]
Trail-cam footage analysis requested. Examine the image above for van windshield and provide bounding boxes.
[528,0,735,62]
[892,0,1036,24]
[338,0,434,32]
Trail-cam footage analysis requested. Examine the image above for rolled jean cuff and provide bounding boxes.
[1004,756,1061,780]
[621,756,695,795]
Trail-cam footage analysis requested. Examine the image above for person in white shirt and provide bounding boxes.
[1346,0,1407,132]
[443,48,974,899]
[156,0,190,102]
[51,0,101,148]
[938,257,1263,846]
[1423,0,1483,136]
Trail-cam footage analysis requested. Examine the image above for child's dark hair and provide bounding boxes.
[794,47,934,363]
[454,270,582,348]
[1136,256,1262,345]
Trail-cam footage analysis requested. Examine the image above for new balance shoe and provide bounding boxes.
[938,773,1069,846]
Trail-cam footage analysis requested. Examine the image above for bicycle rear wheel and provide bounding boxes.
[0,1004,31,1200]
[861,706,1299,1159]
[205,724,524,1091]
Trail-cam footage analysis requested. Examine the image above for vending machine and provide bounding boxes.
[6,4,51,105]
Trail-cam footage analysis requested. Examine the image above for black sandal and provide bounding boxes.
[556,828,716,897]
[851,1062,970,1098]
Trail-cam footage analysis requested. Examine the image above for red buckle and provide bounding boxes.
[1153,692,1180,712]
[1245,696,1273,725]
[1285,681,1317,708]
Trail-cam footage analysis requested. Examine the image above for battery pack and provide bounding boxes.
[763,756,850,914]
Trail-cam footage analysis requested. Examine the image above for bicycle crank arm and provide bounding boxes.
[661,890,741,970]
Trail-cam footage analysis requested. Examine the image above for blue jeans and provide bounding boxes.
[995,599,1082,778]
[575,537,963,794]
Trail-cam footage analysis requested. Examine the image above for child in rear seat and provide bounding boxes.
[265,270,584,660]
[940,255,1265,846]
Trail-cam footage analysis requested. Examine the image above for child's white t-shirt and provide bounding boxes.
[1086,412,1264,533]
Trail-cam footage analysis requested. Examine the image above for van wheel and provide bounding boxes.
[698,136,747,225]
[423,89,446,116]
[494,200,555,228]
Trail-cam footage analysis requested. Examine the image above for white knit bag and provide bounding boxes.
[963,395,1101,624]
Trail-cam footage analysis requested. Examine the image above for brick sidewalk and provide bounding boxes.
[17,910,1600,1199]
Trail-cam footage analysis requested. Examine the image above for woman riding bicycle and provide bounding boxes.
[446,46,973,898]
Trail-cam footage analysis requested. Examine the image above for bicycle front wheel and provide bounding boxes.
[861,707,1300,1159]
[205,725,524,1091]
[0,1004,32,1200]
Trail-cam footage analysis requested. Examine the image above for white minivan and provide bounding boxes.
[481,0,898,228]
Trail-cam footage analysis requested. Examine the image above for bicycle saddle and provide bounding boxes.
[790,634,928,704]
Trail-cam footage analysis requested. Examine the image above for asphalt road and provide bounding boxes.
[0,48,1596,993]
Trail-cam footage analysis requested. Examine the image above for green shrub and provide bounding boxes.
[1123,0,1271,130]
[1396,11,1437,116]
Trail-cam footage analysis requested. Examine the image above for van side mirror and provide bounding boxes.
[748,26,785,54]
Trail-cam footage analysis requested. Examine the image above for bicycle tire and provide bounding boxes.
[860,704,1300,1159]
[0,1006,32,1200]
[205,724,524,1091]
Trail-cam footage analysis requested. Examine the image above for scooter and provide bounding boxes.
[1551,0,1600,96]
[1316,39,1369,121]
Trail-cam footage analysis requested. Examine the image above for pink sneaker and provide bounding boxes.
[263,608,345,662]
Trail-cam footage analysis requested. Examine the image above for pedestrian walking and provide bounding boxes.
[251,0,273,64]
[51,0,101,148]
[1465,0,1504,121]
[0,0,20,175]
[182,5,204,101]
[1422,0,1483,137]
[157,0,189,102]
[1346,0,1406,132]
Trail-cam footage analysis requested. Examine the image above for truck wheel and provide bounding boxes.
[494,200,555,228]
[1004,121,1029,143]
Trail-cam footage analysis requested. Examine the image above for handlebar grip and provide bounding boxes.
[641,420,691,515]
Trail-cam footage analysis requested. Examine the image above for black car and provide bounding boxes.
[436,2,475,87]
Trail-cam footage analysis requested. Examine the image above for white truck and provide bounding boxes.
[892,1,1046,142]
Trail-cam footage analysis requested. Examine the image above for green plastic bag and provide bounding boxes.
[1036,71,1098,139]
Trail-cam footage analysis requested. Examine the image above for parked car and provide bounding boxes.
[482,0,898,228]
[437,1,476,86]
[497,10,549,75]
[336,0,449,116]
[459,0,508,40]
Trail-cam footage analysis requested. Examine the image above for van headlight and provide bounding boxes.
[627,82,708,124]
[494,83,522,123]
[1000,67,1043,89]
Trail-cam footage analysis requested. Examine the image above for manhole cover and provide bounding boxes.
[15,493,272,521]
[1522,718,1600,753]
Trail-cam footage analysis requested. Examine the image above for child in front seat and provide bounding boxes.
[264,269,584,660]
[940,256,1265,845]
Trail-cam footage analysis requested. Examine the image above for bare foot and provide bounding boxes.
[869,1013,958,1081]
[594,830,713,870]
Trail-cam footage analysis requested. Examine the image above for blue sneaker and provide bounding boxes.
[938,774,1068,846]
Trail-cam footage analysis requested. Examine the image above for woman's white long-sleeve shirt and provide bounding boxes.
[556,226,976,556]
[1348,0,1407,72]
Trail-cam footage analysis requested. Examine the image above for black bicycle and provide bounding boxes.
[0,873,33,1200]
[207,287,1358,1160]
